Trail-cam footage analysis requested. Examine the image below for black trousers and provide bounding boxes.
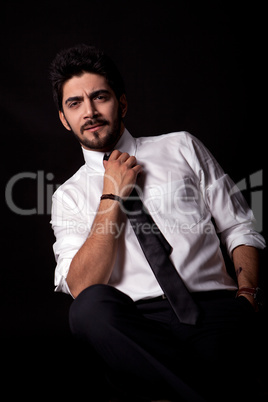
[69,284,257,401]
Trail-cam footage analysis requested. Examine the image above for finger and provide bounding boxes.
[132,164,143,175]
[124,155,137,167]
[109,150,122,160]
[103,150,122,167]
[117,152,131,163]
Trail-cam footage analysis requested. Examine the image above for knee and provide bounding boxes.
[69,284,111,336]
[69,284,133,340]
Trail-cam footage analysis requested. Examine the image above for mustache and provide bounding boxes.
[80,118,109,134]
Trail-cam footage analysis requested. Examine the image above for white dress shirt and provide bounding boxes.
[51,129,265,300]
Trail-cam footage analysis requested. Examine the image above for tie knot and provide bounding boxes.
[103,153,111,161]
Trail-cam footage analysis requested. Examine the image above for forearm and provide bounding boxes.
[233,245,260,308]
[233,245,259,287]
[67,199,123,298]
[66,150,142,298]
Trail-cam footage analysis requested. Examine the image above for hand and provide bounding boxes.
[238,294,258,312]
[103,150,142,198]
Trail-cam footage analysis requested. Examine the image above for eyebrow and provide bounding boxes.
[65,89,111,105]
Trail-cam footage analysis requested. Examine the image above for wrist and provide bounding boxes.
[236,286,264,311]
[98,194,124,217]
[236,287,258,298]
[100,193,122,203]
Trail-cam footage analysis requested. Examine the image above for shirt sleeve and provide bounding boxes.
[185,133,266,258]
[50,188,90,296]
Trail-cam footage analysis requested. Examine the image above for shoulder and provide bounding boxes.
[136,131,205,157]
[136,131,203,148]
[137,130,188,144]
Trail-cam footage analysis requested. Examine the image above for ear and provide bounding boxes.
[119,94,128,118]
[59,110,72,131]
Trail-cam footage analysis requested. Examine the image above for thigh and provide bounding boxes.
[70,285,184,364]
[196,295,255,357]
[69,286,203,401]
[177,294,257,401]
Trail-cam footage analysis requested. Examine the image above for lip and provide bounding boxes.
[84,124,104,133]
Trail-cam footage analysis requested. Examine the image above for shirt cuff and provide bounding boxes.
[227,234,266,259]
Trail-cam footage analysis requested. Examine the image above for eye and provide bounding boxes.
[95,95,104,101]
[68,101,81,108]
[94,94,109,102]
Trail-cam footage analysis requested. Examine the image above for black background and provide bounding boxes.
[2,0,267,395]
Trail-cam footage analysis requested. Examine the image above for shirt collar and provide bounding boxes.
[82,128,137,172]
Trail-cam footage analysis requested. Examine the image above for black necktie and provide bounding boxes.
[103,154,200,325]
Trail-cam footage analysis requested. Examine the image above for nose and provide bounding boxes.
[83,98,99,119]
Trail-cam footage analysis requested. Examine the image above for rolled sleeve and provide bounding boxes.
[186,133,266,258]
[54,258,73,296]
[206,174,266,258]
[51,190,90,296]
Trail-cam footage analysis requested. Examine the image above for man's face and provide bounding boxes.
[59,72,127,151]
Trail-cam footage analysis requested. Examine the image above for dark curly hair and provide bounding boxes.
[50,44,125,111]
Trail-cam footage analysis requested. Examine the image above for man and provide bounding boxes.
[50,44,265,401]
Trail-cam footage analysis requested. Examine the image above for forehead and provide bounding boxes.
[62,72,112,99]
